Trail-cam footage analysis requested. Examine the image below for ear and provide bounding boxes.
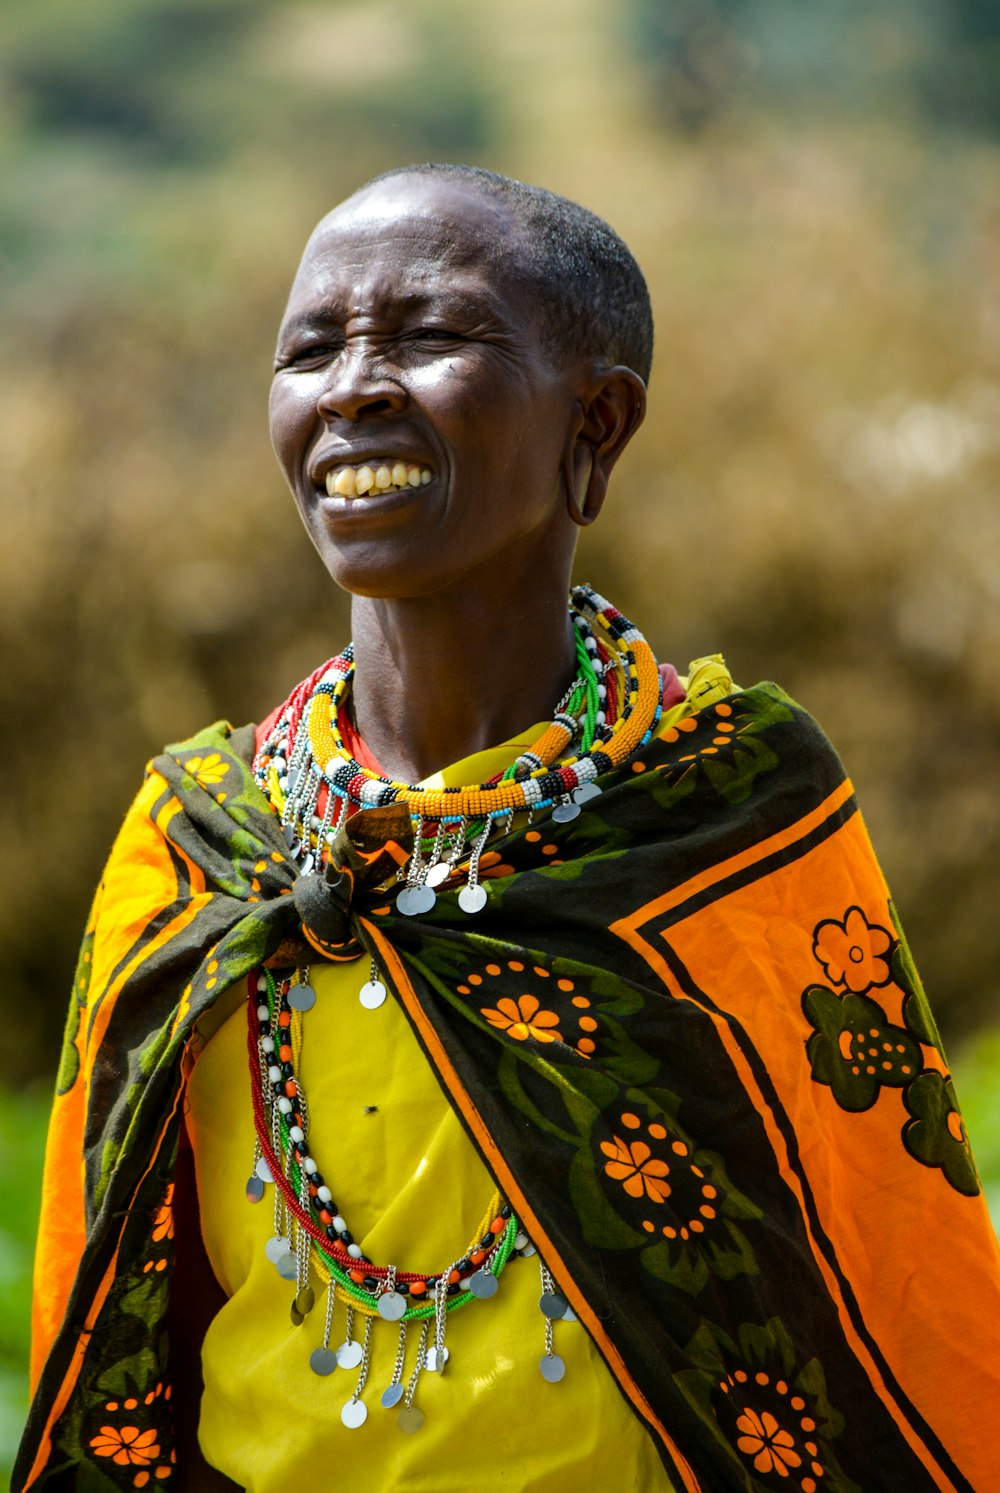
[561,367,647,527]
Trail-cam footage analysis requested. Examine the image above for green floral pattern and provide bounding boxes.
[802,904,980,1196]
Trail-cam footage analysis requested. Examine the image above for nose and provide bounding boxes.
[315,342,407,423]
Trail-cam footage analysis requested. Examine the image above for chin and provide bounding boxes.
[315,545,459,603]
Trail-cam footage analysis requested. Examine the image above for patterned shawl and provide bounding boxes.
[15,685,1000,1492]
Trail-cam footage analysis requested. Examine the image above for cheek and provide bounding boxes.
[268,379,313,473]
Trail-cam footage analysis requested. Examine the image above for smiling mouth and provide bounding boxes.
[324,461,433,498]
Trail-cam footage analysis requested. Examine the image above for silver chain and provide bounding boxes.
[388,1320,407,1390]
[349,1315,374,1405]
[403,1321,430,1410]
[320,1277,336,1351]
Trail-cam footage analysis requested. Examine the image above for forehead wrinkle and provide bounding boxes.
[284,260,515,331]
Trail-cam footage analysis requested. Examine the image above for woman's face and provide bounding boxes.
[269,175,584,600]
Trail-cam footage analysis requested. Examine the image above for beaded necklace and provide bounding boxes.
[253,584,663,918]
[246,965,569,1430]
[246,585,660,1428]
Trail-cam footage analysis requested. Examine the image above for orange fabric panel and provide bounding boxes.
[29,771,206,1388]
[621,808,1000,1492]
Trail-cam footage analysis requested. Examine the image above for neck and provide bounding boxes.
[349,579,577,784]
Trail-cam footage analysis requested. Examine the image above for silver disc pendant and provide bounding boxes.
[468,1269,499,1300]
[551,802,581,824]
[562,1303,578,1322]
[458,884,488,915]
[245,1175,265,1203]
[572,782,602,804]
[377,1290,406,1322]
[336,1340,363,1370]
[341,1399,368,1429]
[540,1291,568,1319]
[255,1156,274,1183]
[425,1345,449,1373]
[295,1286,316,1316]
[359,979,387,1010]
[425,862,452,888]
[265,1235,291,1264]
[289,1302,304,1327]
[299,851,315,875]
[276,1252,298,1282]
[396,884,436,917]
[513,1231,529,1250]
[540,1353,566,1383]
[398,1406,425,1434]
[381,1383,404,1409]
[518,1241,537,1258]
[310,1347,337,1376]
[288,982,316,1012]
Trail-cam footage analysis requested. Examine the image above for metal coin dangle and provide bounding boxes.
[287,982,316,1012]
[458,883,487,914]
[336,1339,363,1370]
[341,1399,368,1429]
[276,1252,298,1282]
[359,978,387,1010]
[539,1291,568,1319]
[310,1347,337,1376]
[551,800,580,823]
[396,884,436,917]
[378,1290,406,1322]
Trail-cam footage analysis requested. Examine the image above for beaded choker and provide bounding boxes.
[253,584,662,918]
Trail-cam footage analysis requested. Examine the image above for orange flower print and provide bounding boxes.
[481,994,562,1043]
[600,1136,672,1202]
[89,1426,161,1467]
[735,1408,802,1476]
[813,906,892,993]
[152,1184,174,1243]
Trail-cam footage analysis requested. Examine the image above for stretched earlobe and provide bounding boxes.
[562,445,600,527]
[562,368,646,528]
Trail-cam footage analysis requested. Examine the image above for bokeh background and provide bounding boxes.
[2,0,999,1476]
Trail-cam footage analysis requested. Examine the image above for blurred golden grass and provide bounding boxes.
[1,0,999,1074]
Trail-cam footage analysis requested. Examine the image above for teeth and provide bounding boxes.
[325,462,433,498]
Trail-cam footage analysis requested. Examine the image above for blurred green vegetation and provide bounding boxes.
[1,0,999,1474]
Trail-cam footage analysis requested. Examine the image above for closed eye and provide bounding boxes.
[407,326,464,343]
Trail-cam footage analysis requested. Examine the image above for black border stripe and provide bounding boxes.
[654,938,973,1490]
[648,792,860,934]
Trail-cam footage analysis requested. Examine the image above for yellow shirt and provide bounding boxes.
[186,658,733,1492]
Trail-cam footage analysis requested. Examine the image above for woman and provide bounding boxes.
[17,165,1000,1492]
